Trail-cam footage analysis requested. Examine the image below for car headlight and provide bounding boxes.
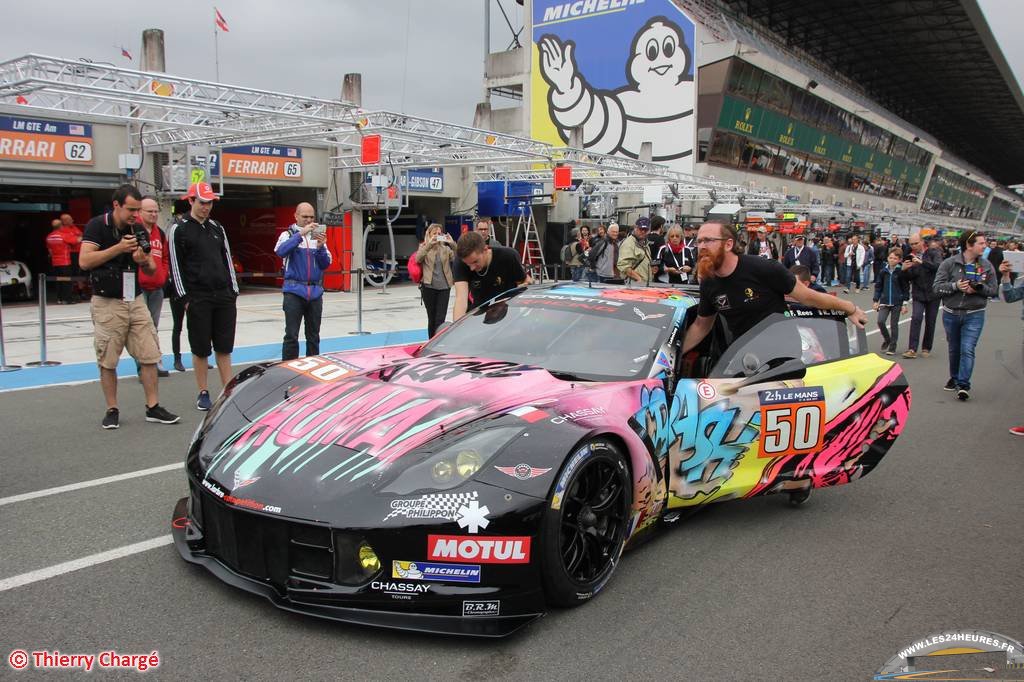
[382,427,522,495]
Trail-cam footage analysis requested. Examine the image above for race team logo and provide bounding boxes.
[494,463,553,480]
[383,490,480,523]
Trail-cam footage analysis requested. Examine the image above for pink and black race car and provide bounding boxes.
[172,283,910,636]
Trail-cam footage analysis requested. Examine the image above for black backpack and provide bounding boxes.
[587,239,608,269]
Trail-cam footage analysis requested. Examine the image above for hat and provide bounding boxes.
[634,217,650,230]
[184,182,219,201]
[793,234,805,241]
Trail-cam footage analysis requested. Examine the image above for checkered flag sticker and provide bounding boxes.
[383,490,478,522]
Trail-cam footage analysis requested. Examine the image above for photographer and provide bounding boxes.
[415,223,455,337]
[79,184,180,429]
[933,231,997,401]
[274,202,332,360]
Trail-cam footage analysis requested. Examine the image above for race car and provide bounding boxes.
[0,260,33,301]
[172,283,911,636]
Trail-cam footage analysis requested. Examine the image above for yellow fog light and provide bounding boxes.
[432,459,454,484]
[358,543,380,572]
[456,450,483,477]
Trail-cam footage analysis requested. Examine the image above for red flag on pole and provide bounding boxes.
[120,46,133,60]
[214,8,229,32]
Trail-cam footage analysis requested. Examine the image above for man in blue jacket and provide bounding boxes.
[275,203,333,360]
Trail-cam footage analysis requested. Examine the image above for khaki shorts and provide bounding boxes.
[91,296,162,370]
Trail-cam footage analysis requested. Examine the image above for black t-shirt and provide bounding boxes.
[697,254,796,339]
[453,245,527,309]
[82,213,142,298]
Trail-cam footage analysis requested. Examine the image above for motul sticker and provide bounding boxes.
[427,535,531,564]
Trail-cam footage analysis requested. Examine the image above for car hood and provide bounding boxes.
[195,350,604,522]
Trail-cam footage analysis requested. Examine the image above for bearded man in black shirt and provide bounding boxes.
[681,222,867,353]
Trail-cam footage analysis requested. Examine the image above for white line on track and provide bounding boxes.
[0,535,173,592]
[0,462,182,507]
[865,317,912,336]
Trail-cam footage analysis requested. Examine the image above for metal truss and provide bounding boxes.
[0,54,765,190]
[0,53,1003,233]
[0,54,366,149]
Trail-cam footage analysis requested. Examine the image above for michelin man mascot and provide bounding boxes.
[538,16,694,163]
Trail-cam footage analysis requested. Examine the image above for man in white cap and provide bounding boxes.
[167,182,239,411]
[746,225,778,260]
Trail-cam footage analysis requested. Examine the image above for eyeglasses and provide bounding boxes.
[695,237,725,246]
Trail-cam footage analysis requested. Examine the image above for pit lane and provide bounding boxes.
[1,290,1022,680]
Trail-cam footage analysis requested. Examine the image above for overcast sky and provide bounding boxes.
[1,0,1020,128]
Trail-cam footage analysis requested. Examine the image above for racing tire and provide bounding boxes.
[540,439,631,608]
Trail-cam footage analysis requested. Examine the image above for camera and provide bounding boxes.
[133,226,152,253]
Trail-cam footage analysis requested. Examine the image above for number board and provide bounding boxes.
[757,386,826,458]
[211,144,303,181]
[0,116,93,165]
[283,357,356,382]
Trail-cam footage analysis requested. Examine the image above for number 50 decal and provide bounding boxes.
[285,356,353,382]
[757,387,826,457]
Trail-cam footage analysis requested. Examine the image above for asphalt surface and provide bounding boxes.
[1,289,1022,680]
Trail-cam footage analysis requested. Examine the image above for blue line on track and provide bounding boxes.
[0,329,427,392]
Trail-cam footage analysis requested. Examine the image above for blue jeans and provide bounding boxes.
[942,309,985,390]
[282,292,323,360]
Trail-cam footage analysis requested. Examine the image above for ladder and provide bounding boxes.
[509,205,546,283]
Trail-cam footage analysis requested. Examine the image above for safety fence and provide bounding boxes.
[0,267,399,371]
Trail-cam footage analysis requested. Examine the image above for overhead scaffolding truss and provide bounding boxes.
[0,53,1002,233]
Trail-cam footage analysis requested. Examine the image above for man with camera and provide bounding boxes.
[274,202,332,360]
[933,230,997,401]
[79,184,180,429]
[168,182,239,411]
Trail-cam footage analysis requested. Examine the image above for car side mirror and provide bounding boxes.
[742,353,761,375]
[721,357,807,394]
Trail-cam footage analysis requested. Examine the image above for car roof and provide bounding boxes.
[537,282,700,312]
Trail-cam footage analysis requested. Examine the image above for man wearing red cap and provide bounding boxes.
[167,182,239,411]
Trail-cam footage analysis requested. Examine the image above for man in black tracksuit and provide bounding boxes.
[168,182,239,411]
[898,233,942,358]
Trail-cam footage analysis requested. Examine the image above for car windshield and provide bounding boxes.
[420,293,671,381]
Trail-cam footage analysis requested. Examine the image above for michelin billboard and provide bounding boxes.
[531,0,697,173]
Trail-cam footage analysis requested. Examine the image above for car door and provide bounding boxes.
[663,312,910,509]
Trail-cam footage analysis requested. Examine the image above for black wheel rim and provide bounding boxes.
[559,458,629,584]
